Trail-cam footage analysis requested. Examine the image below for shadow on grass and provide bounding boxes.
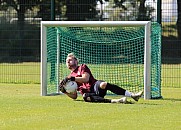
[161,98,181,102]
[74,99,84,102]
[74,99,135,104]
[138,102,161,105]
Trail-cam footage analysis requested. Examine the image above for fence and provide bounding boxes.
[0,0,180,87]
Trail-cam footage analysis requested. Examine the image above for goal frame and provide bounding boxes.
[41,21,151,99]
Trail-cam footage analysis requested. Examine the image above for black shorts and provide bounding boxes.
[90,80,107,98]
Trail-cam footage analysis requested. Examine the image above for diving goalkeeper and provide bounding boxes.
[59,53,143,104]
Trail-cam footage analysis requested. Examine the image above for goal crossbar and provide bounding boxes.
[41,21,150,27]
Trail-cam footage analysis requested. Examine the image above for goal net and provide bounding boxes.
[41,21,162,99]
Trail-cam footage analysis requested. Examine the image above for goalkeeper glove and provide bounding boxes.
[59,76,75,93]
[59,76,75,87]
[59,84,66,93]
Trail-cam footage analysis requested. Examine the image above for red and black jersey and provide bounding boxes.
[68,64,97,95]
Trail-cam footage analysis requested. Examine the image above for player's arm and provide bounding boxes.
[74,72,90,83]
[64,91,77,99]
[64,72,89,99]
[59,72,90,86]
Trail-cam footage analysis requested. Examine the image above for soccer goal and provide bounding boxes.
[41,21,162,99]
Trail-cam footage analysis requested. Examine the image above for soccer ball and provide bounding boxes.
[64,81,78,93]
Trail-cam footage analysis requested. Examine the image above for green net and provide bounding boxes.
[46,22,162,99]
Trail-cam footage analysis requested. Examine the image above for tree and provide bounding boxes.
[65,0,98,21]
[38,0,51,20]
[137,0,154,21]
[0,0,40,61]
[105,0,154,21]
[0,0,40,24]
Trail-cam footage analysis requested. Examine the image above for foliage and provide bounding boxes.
[0,24,40,62]
[0,0,180,63]
[0,0,155,21]
[103,0,154,21]
[65,0,97,20]
[0,0,40,11]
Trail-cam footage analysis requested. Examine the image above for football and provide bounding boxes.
[64,81,78,93]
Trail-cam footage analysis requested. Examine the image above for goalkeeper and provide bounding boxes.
[59,53,143,104]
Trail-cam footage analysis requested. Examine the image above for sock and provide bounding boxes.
[106,83,126,95]
[125,90,133,97]
[90,96,112,103]
[111,99,119,103]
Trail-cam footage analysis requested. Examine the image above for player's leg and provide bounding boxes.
[84,80,128,103]
[82,93,128,103]
[83,93,111,103]
[99,81,143,101]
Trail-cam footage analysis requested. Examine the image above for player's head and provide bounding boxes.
[66,53,78,70]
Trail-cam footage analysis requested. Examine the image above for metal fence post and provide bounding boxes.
[157,0,162,24]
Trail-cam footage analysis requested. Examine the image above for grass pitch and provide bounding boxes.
[0,84,181,130]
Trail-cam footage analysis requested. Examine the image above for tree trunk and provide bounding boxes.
[137,0,146,20]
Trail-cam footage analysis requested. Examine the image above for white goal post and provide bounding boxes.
[41,21,152,99]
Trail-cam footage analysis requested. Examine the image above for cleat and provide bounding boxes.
[111,97,128,104]
[119,97,128,104]
[131,91,143,101]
